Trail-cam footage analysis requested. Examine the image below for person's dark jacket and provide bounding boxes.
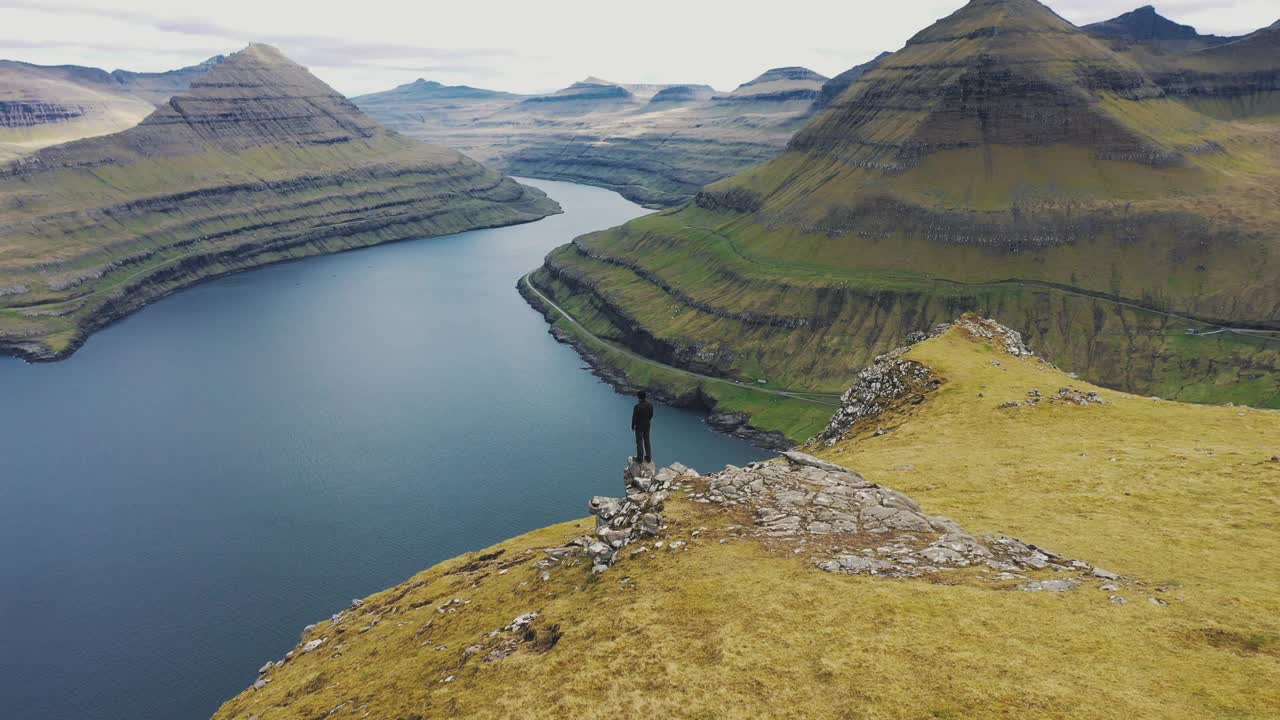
[631,400,654,431]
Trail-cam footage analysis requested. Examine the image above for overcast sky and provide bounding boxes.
[1,0,1275,96]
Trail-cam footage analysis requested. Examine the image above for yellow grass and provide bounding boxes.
[213,327,1280,720]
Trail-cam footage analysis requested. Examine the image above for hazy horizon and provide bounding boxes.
[1,0,1277,97]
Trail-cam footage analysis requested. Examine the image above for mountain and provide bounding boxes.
[525,0,1280,428]
[355,65,856,207]
[0,56,222,162]
[1083,4,1229,43]
[1084,6,1277,118]
[646,84,715,105]
[816,51,892,107]
[0,44,558,361]
[713,66,829,103]
[212,318,1280,719]
[358,78,517,101]
[580,76,712,100]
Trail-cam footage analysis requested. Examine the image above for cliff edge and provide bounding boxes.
[213,318,1280,719]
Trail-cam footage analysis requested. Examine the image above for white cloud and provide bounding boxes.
[0,0,1275,96]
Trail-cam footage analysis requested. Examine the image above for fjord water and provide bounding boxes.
[0,179,769,720]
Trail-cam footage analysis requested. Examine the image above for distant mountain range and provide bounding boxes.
[353,65,844,207]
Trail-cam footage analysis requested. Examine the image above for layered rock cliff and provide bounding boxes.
[0,44,559,360]
[526,0,1280,422]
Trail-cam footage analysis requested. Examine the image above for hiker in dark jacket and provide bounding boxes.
[631,390,654,463]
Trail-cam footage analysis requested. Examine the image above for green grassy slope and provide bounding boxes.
[528,0,1280,425]
[211,324,1280,720]
[0,44,559,360]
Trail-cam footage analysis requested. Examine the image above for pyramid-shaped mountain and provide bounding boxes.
[791,0,1174,167]
[528,0,1280,415]
[0,44,558,361]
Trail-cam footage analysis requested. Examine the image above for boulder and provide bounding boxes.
[781,451,854,474]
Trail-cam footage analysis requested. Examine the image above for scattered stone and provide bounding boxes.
[301,639,325,653]
[1020,579,1081,592]
[669,541,687,551]
[1148,597,1169,606]
[1109,595,1128,604]
[506,613,538,632]
[258,662,274,675]
[252,678,268,690]
[1091,567,1121,580]
[436,598,466,614]
[1056,387,1106,406]
[350,598,364,609]
[1099,583,1120,592]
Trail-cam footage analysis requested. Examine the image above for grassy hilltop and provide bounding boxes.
[212,321,1280,719]
[529,0,1280,424]
[0,44,558,360]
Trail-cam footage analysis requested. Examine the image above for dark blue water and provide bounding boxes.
[0,179,769,720]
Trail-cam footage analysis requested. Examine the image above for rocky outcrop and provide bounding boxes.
[534,459,699,573]
[693,452,1146,597]
[816,347,941,445]
[816,316,1036,444]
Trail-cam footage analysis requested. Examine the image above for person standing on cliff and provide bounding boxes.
[631,390,654,464]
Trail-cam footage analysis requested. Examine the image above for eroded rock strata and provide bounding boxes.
[527,0,1280,412]
[0,44,559,360]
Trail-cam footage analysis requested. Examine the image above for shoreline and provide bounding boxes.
[0,198,562,364]
[516,272,795,451]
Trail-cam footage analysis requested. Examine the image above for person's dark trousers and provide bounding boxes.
[635,428,652,463]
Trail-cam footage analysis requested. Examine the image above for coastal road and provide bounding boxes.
[520,273,841,407]
[682,224,1280,342]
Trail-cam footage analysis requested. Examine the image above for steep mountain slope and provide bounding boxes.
[0,44,558,361]
[1085,7,1278,118]
[528,0,1280,417]
[1083,4,1233,44]
[354,66,849,207]
[0,56,221,163]
[212,321,1280,719]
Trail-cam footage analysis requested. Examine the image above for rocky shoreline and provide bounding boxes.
[517,276,794,451]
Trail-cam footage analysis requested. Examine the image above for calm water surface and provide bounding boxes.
[0,179,769,720]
